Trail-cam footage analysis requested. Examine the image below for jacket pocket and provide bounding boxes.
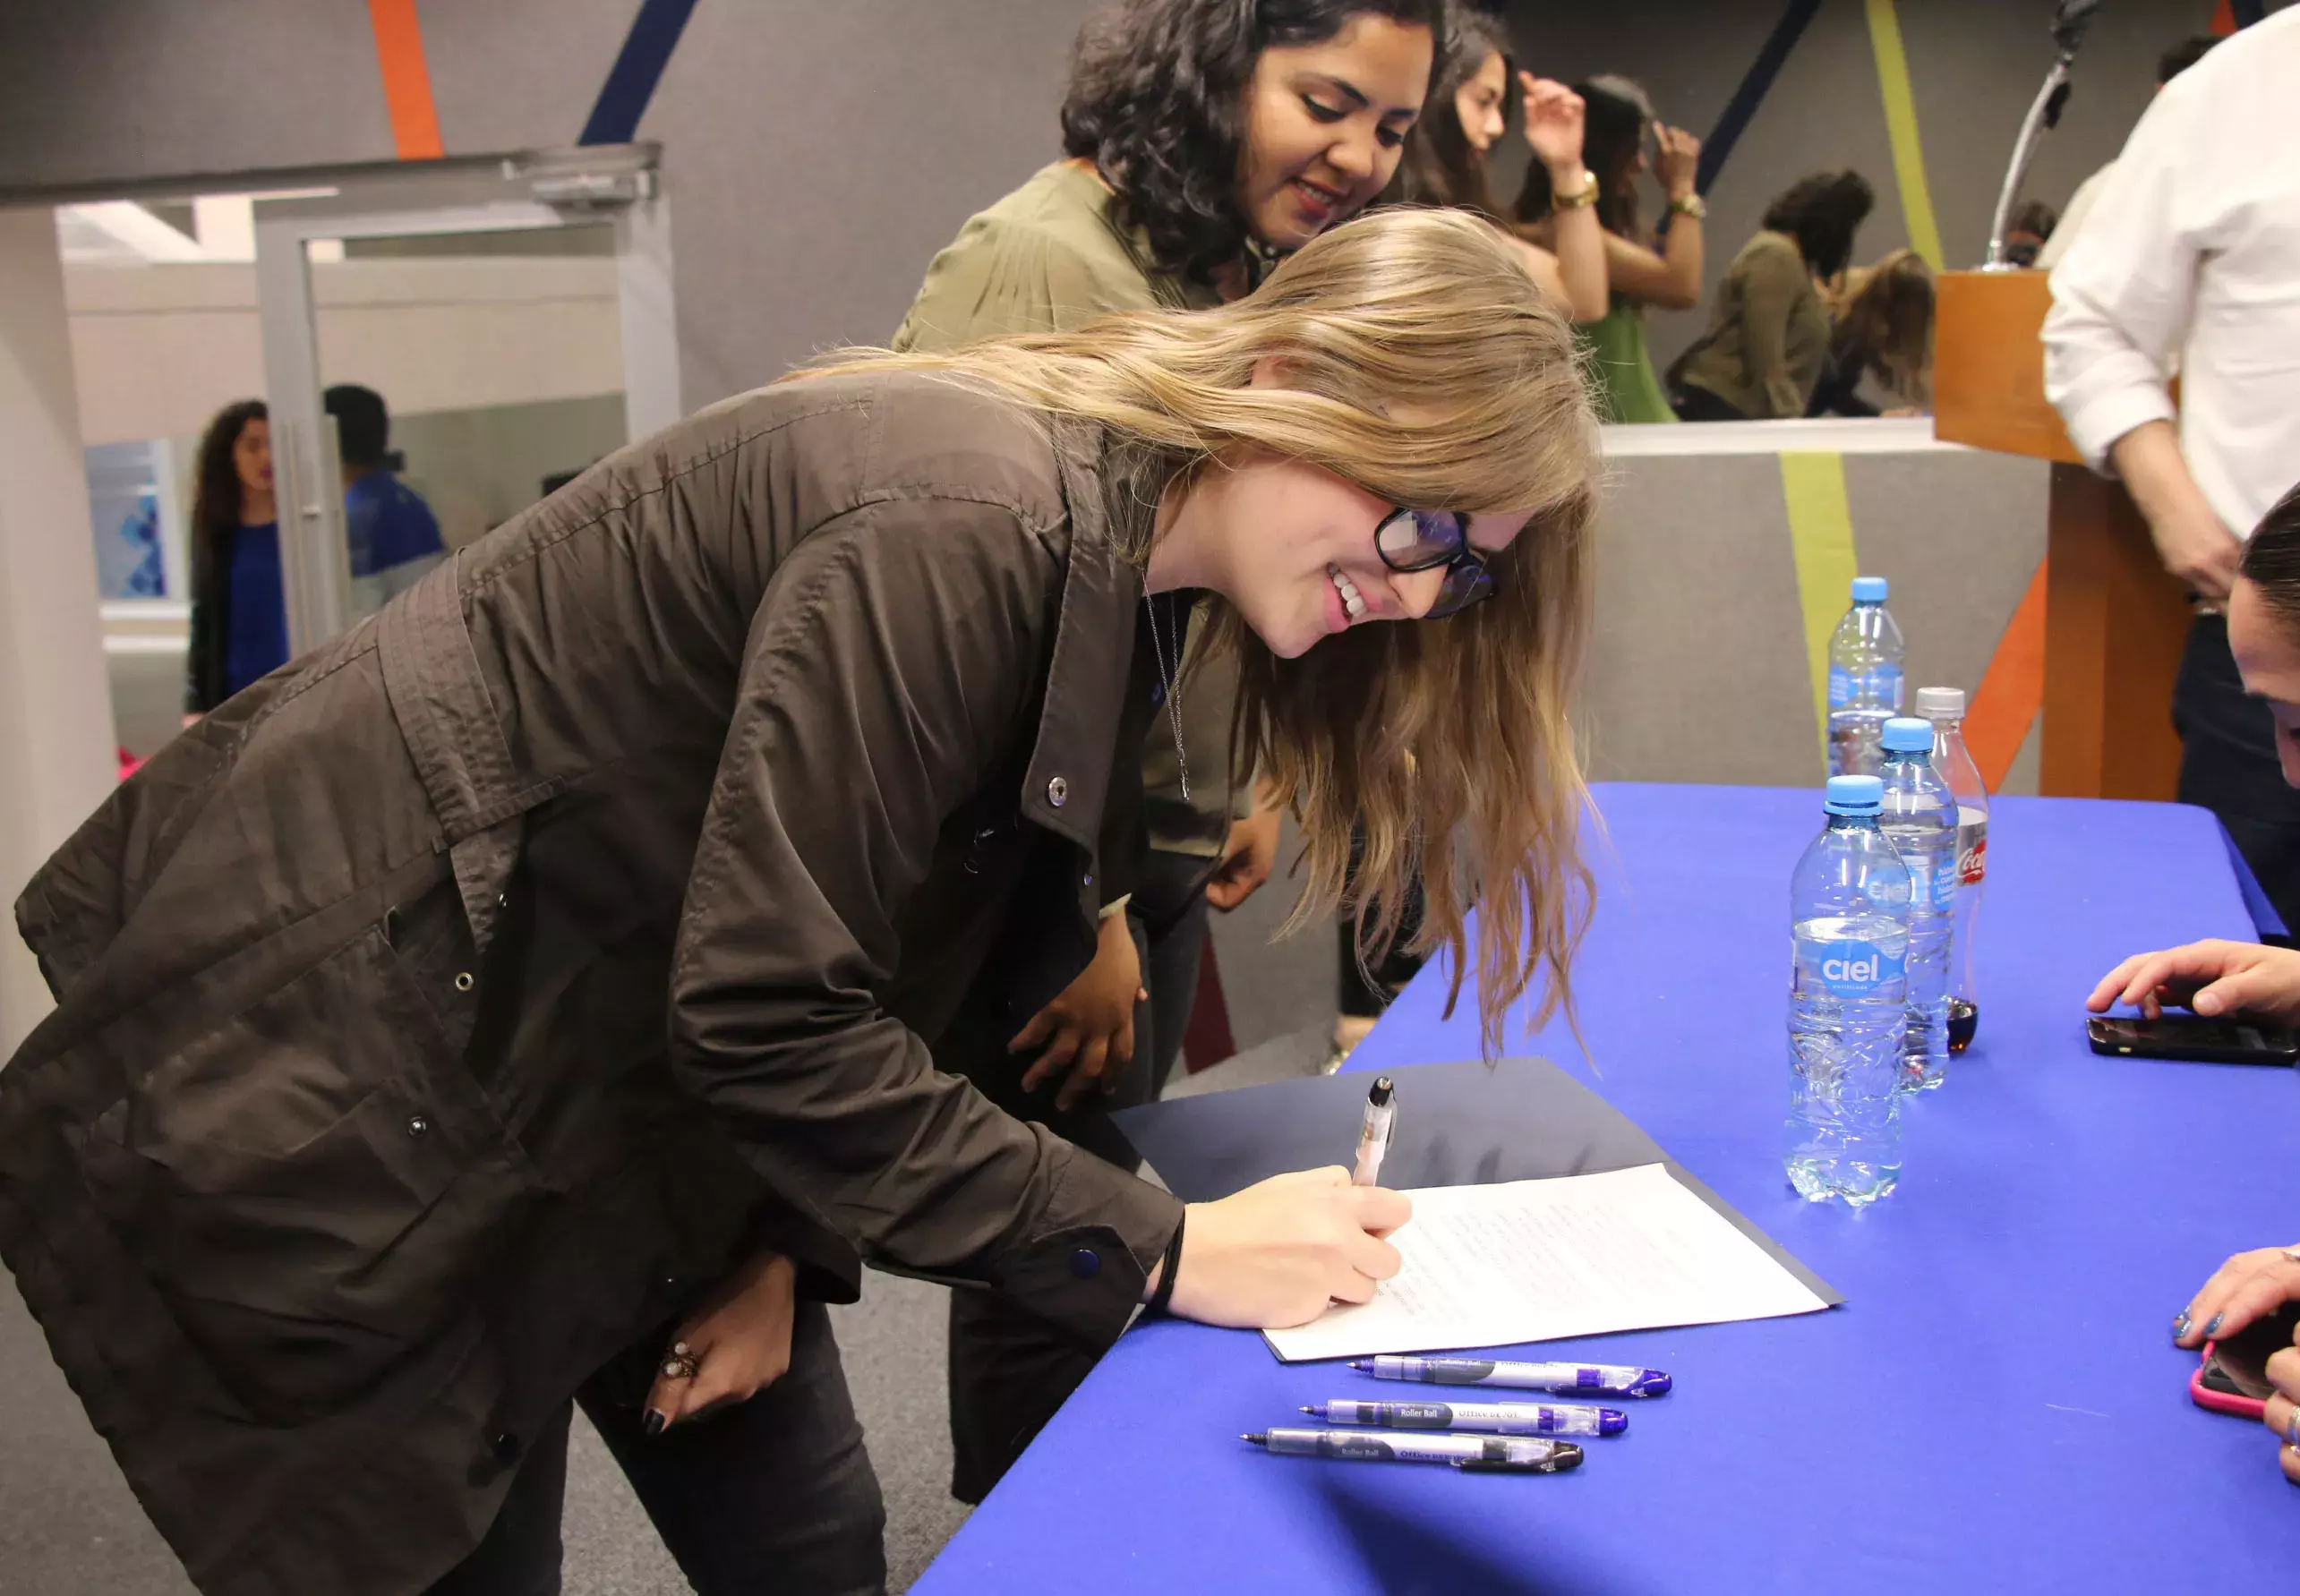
[81,925,535,1424]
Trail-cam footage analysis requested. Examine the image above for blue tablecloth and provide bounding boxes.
[918,786,2300,1593]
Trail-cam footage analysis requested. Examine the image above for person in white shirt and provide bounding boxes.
[2033,33,2219,272]
[2044,7,2300,929]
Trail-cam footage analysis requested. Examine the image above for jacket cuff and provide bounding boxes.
[987,1142,1184,1348]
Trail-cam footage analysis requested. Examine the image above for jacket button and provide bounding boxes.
[1068,1248,1100,1279]
[453,971,475,993]
[406,1114,431,1139]
[490,1431,521,1464]
[1047,776,1069,807]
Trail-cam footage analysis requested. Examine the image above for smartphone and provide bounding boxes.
[2086,1014,2300,1064]
[2192,1303,2300,1420]
[2192,1348,2269,1421]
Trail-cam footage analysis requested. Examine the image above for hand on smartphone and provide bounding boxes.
[2088,938,2300,1024]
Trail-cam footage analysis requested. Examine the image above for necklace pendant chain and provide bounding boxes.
[1148,598,1191,802]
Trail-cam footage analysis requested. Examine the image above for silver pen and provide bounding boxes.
[1350,1076,1396,1186]
[1303,1397,1627,1437]
[1244,1427,1581,1472]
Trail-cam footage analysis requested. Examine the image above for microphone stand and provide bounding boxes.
[1981,0,2101,269]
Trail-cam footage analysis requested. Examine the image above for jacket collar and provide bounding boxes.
[1019,421,1144,857]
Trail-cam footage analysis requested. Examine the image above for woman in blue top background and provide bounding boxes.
[184,399,288,715]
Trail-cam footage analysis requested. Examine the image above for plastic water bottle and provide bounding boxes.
[1917,687,1988,1055]
[1879,716,1955,1090]
[1825,576,1905,778]
[1787,774,1909,1207]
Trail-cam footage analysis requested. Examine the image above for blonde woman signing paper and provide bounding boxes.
[1,207,1598,1595]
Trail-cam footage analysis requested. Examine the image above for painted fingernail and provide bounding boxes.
[643,1410,667,1438]
[2175,1311,2193,1338]
[2206,1313,2225,1337]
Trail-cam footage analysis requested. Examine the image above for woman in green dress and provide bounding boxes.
[1516,75,1706,424]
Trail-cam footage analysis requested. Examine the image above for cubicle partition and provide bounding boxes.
[1581,418,2048,795]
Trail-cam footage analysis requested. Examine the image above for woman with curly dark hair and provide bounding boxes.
[893,0,1439,1500]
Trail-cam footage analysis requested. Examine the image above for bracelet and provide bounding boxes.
[1144,1210,1184,1315]
[1668,192,1707,220]
[1552,169,1599,211]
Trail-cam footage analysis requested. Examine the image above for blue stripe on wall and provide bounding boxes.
[580,0,702,147]
[1694,0,1825,197]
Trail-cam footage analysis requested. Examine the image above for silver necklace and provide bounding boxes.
[1146,596,1190,801]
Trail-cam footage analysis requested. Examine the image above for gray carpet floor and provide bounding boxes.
[0,824,1336,1593]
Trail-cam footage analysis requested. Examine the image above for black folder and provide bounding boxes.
[1110,1056,1842,1307]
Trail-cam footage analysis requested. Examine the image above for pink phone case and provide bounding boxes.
[2191,1343,2269,1421]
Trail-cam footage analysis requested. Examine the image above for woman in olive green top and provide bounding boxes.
[1669,169,1876,422]
[893,0,1441,1501]
[1516,75,1706,424]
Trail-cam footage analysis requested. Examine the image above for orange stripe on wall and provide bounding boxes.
[1966,558,2048,790]
[367,0,444,159]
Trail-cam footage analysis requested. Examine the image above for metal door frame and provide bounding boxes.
[252,142,678,653]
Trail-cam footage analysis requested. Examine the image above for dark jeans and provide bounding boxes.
[941,852,1209,1502]
[1338,828,1428,1020]
[1137,845,1216,1098]
[425,1300,886,1596]
[2175,613,2300,932]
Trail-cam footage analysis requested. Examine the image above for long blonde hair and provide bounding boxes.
[801,206,1600,1051]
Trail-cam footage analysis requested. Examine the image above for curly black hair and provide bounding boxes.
[1762,169,1876,282]
[1061,0,1446,286]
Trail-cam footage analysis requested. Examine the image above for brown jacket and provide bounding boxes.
[1,371,1184,1595]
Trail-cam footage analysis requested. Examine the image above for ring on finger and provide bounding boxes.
[2287,1404,2300,1447]
[661,1342,700,1382]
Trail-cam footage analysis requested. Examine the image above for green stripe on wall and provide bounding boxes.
[1781,452,1860,763]
[1864,0,1945,269]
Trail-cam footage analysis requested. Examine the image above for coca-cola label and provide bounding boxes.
[1957,812,1988,886]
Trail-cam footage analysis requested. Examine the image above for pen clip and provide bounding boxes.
[1454,1458,1560,1473]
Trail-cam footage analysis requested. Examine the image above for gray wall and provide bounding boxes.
[2,1,2287,403]
[0,0,1097,409]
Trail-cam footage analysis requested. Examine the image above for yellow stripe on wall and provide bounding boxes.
[1864,0,1945,269]
[1781,452,1860,764]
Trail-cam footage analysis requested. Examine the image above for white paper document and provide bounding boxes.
[1264,1163,1831,1362]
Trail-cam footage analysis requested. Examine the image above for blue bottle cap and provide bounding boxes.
[1825,775,1884,814]
[1881,716,1933,753]
[1851,576,1888,603]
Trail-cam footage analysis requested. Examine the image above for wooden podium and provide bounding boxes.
[1933,269,2191,800]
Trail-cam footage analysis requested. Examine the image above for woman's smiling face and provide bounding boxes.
[1236,13,1434,252]
[1171,451,1528,660]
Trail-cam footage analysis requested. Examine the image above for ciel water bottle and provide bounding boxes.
[1878,716,1956,1090]
[1825,576,1905,778]
[1786,775,1910,1207]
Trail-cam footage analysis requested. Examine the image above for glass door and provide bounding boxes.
[252,143,678,653]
